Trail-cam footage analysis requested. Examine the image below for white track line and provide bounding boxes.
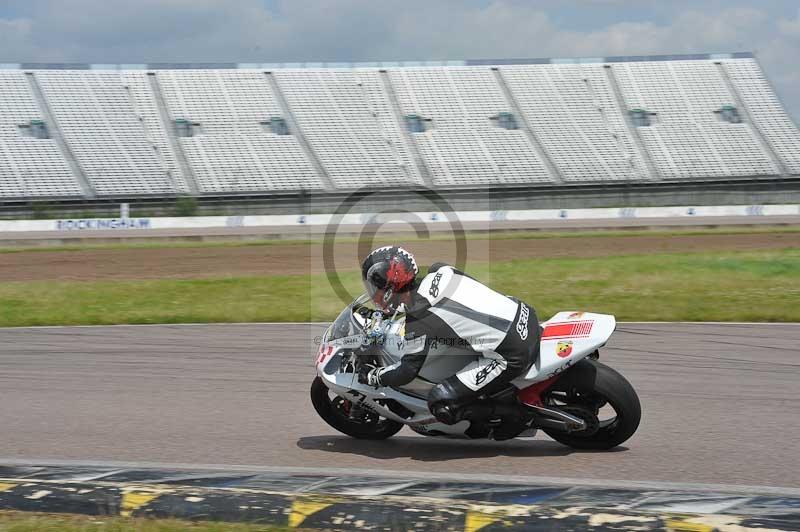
[1,321,797,331]
[0,457,797,496]
[0,322,327,329]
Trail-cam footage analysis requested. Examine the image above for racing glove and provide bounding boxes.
[357,364,382,388]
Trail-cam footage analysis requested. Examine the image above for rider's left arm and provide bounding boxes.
[373,331,429,386]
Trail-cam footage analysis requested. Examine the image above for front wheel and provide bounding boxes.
[310,377,404,440]
[542,361,641,450]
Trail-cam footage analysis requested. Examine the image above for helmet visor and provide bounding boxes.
[364,262,394,310]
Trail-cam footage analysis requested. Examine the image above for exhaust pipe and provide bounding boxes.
[528,405,587,432]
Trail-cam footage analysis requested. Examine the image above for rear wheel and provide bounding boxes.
[542,361,641,450]
[310,377,404,440]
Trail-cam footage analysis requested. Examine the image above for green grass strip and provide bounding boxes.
[1,249,798,326]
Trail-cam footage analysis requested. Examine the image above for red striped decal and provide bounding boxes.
[542,321,594,339]
[316,345,333,365]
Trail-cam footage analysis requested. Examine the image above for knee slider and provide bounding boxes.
[428,379,466,425]
[430,402,460,425]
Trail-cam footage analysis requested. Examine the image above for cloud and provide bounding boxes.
[0,0,286,61]
[0,0,797,121]
[0,17,34,59]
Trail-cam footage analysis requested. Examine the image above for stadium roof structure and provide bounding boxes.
[0,51,755,71]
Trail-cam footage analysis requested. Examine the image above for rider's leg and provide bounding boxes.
[427,354,516,425]
[427,302,542,437]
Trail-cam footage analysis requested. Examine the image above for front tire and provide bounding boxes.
[310,377,404,440]
[542,361,641,450]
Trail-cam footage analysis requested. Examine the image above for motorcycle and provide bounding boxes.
[311,294,641,449]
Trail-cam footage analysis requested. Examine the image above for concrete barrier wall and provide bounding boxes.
[1,204,798,233]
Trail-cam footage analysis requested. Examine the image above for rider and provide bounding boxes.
[357,246,542,439]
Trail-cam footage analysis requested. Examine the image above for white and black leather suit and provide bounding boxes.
[373,263,542,426]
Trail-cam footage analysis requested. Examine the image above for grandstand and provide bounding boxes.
[0,52,798,212]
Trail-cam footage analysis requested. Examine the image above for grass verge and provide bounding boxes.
[1,249,797,326]
[0,511,294,531]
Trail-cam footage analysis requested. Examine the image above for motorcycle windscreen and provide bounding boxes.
[326,294,373,344]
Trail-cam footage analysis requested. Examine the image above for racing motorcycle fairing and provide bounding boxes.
[317,352,472,436]
[512,311,615,386]
[315,298,617,438]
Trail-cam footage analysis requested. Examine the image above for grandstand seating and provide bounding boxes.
[612,60,779,179]
[36,70,180,195]
[389,67,551,186]
[120,71,190,194]
[155,70,322,193]
[0,71,82,197]
[0,53,797,199]
[724,59,800,174]
[502,63,645,182]
[274,69,423,189]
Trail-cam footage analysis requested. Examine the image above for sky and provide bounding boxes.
[1,0,798,122]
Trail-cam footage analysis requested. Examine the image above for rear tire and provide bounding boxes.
[310,377,404,440]
[542,361,641,450]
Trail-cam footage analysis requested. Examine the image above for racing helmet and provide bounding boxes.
[361,246,419,311]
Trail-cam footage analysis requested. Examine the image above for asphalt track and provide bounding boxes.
[0,322,798,489]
